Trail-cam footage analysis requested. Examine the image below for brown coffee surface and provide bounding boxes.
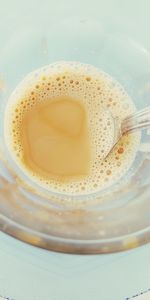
[21,96,90,180]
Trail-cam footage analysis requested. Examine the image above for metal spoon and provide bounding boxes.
[107,106,150,156]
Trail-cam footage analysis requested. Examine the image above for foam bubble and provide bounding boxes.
[4,61,140,195]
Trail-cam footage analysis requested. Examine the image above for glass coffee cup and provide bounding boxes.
[0,15,150,254]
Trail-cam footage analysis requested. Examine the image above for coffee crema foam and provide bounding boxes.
[5,61,140,195]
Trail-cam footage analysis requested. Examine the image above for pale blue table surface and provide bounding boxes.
[0,0,150,299]
[0,232,149,300]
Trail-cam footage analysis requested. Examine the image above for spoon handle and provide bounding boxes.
[121,106,150,134]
